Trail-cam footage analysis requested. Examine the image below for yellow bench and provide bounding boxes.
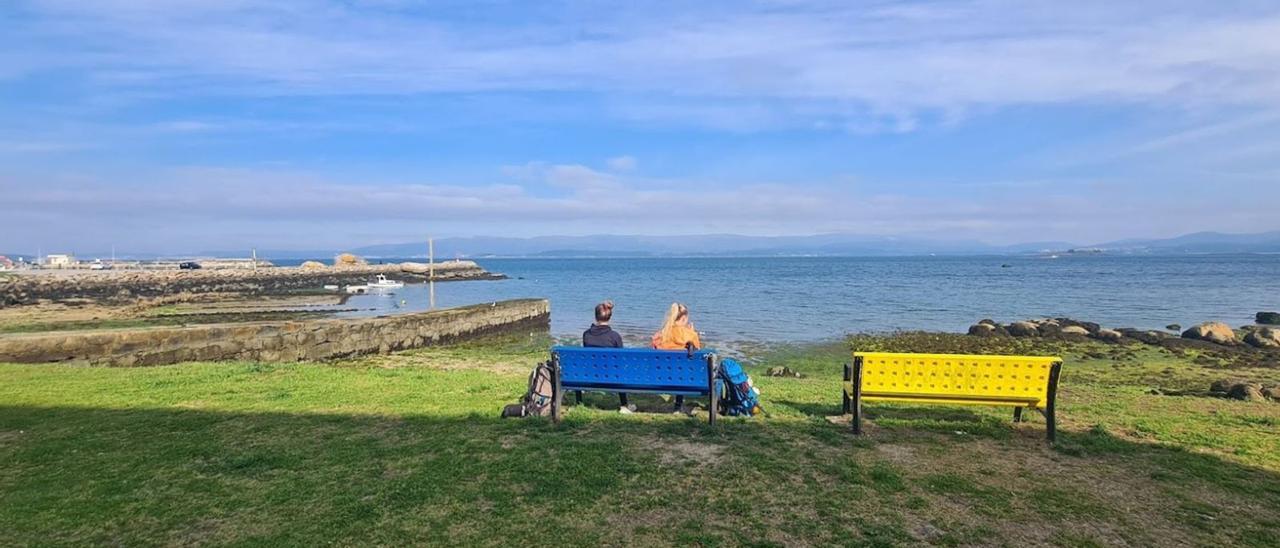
[843,352,1063,441]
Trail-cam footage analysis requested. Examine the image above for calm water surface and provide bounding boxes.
[327,256,1280,344]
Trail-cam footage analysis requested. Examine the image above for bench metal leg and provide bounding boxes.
[1013,407,1024,423]
[1045,362,1062,443]
[851,358,864,435]
[842,363,852,414]
[551,358,563,424]
[707,355,718,425]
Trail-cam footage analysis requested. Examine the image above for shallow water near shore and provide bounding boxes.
[326,255,1280,344]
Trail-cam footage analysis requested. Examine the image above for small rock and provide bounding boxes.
[1210,379,1244,394]
[1093,328,1123,342]
[1061,325,1090,336]
[1257,312,1280,325]
[765,366,802,378]
[1263,386,1280,401]
[968,323,1006,337]
[1117,328,1168,345]
[911,523,946,542]
[1244,327,1280,349]
[1037,320,1063,336]
[1182,322,1238,346]
[1056,318,1101,333]
[1227,383,1266,402]
[1007,321,1039,337]
[1166,324,1182,332]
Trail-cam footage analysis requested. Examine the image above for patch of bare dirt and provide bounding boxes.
[639,435,725,466]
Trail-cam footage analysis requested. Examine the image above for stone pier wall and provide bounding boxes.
[0,262,505,307]
[0,299,549,366]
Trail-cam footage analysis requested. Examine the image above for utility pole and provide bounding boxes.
[252,248,258,270]
[428,237,436,310]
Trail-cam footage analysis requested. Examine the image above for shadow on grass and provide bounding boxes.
[2,405,1279,546]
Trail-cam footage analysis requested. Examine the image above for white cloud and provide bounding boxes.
[6,1,1280,130]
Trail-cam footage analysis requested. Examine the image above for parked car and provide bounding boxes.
[178,262,202,270]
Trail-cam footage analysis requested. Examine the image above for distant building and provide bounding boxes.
[45,254,76,268]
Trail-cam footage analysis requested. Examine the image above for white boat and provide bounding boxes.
[368,274,404,289]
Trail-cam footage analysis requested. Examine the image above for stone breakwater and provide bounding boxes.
[0,299,549,366]
[0,262,504,307]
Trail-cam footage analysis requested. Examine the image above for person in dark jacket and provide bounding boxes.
[583,301,623,348]
[582,301,634,412]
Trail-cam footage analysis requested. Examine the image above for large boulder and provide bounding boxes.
[969,323,1008,337]
[1056,318,1100,334]
[1263,386,1280,401]
[1093,328,1123,342]
[1244,327,1280,349]
[1034,319,1063,336]
[1227,383,1266,402]
[334,253,367,267]
[1007,321,1040,337]
[1118,329,1169,345]
[1182,322,1238,346]
[400,262,431,274]
[1210,379,1245,394]
[968,323,997,337]
[1257,312,1280,325]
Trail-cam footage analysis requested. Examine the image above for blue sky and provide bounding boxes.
[3,0,1280,254]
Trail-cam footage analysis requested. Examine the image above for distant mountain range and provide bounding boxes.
[10,230,1278,261]
[338,230,1280,259]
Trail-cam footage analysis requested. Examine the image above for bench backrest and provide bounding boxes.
[852,352,1061,408]
[551,346,715,394]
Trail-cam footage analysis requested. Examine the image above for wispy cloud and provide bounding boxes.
[4,161,1277,252]
[7,1,1280,130]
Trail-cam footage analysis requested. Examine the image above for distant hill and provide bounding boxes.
[352,234,1011,258]
[347,231,1280,258]
[52,230,1280,260]
[1092,231,1280,254]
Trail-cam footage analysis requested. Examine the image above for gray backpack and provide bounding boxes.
[502,362,554,418]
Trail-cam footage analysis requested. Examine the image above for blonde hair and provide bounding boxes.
[659,302,689,333]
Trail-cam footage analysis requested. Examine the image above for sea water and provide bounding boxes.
[325,255,1280,344]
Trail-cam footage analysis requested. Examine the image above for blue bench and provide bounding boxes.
[549,346,721,424]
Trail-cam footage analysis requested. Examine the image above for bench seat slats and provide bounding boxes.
[549,346,721,424]
[845,351,1064,442]
[862,394,1041,407]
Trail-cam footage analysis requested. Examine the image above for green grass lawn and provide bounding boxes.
[2,334,1279,546]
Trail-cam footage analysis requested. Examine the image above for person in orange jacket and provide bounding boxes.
[651,302,701,412]
[651,302,701,350]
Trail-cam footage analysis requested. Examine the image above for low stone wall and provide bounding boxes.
[0,299,549,366]
[0,262,505,307]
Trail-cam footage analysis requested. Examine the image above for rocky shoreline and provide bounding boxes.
[967,314,1280,403]
[0,261,505,307]
[968,314,1280,350]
